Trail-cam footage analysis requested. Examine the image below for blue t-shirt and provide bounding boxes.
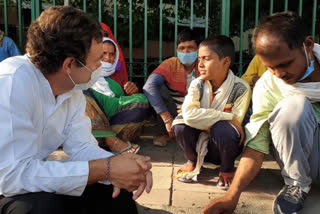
[0,37,21,62]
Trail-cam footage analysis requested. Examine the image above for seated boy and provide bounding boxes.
[172,36,251,189]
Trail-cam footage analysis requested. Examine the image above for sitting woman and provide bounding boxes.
[85,95,139,154]
[85,37,150,154]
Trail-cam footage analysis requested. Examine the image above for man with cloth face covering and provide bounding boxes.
[143,28,202,147]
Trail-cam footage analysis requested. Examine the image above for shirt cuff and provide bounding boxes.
[221,112,233,121]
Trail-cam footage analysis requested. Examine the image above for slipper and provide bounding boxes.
[176,161,196,183]
[216,172,234,191]
[216,177,230,190]
[176,161,195,175]
[113,141,140,155]
[177,177,195,183]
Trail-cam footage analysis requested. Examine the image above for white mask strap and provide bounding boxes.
[303,43,309,66]
[77,60,93,73]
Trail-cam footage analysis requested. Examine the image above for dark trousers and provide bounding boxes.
[0,183,138,214]
[172,120,243,172]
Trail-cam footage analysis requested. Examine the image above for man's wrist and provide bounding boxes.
[105,156,114,181]
[225,186,241,202]
[164,117,173,124]
[160,111,172,123]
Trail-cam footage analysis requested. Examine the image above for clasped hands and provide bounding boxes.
[108,153,153,200]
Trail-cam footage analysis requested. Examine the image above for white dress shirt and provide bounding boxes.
[0,55,113,197]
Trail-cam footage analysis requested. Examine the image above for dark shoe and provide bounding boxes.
[273,185,309,214]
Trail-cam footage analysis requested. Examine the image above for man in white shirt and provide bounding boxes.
[0,6,152,214]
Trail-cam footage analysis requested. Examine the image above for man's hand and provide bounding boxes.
[202,194,238,214]
[124,81,139,95]
[165,120,174,138]
[203,148,265,213]
[160,111,174,138]
[108,153,152,199]
[229,117,245,145]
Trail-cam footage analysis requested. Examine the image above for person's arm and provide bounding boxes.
[203,147,264,214]
[62,91,115,161]
[88,153,153,200]
[231,82,251,125]
[226,81,251,144]
[143,73,174,136]
[143,73,168,114]
[64,92,153,198]
[6,37,21,57]
[203,76,273,213]
[0,73,92,197]
[182,79,233,130]
[0,72,151,198]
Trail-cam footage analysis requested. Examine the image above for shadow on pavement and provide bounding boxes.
[137,204,172,214]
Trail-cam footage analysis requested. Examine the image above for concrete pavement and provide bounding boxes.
[48,126,320,214]
[135,137,320,214]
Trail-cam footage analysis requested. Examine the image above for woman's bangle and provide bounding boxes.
[164,118,173,124]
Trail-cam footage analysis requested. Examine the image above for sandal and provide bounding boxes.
[216,172,234,190]
[177,160,195,174]
[177,177,195,183]
[176,160,195,183]
[110,138,140,154]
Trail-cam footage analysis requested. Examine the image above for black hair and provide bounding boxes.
[199,35,235,66]
[103,40,116,53]
[252,11,309,51]
[177,28,203,46]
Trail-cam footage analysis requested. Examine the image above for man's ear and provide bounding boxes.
[62,57,75,75]
[223,57,231,68]
[304,36,314,53]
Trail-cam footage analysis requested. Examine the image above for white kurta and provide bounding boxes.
[0,55,113,197]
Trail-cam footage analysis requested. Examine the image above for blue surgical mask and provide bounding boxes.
[299,43,315,81]
[177,51,198,66]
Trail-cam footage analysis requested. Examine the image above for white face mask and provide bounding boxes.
[68,60,102,90]
[101,61,116,77]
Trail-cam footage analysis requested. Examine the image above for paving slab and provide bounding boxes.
[136,189,171,206]
[137,204,201,214]
[172,167,222,193]
[136,139,175,167]
[301,185,320,214]
[151,166,173,190]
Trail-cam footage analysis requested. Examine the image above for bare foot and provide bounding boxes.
[217,172,234,190]
[178,161,195,174]
[105,137,139,153]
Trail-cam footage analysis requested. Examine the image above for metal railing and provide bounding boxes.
[1,0,319,80]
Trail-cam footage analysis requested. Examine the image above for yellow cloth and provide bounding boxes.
[241,55,267,88]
